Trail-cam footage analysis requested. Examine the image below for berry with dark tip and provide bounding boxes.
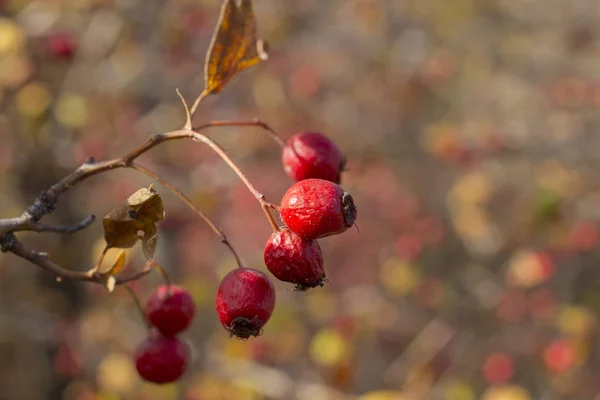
[280,178,357,239]
[264,227,325,290]
[282,132,346,184]
[145,284,196,336]
[216,268,275,339]
[134,333,190,384]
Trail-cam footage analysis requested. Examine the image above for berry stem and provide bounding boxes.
[193,119,285,148]
[148,260,171,287]
[124,284,151,330]
[129,162,243,268]
[189,130,280,230]
[262,205,280,233]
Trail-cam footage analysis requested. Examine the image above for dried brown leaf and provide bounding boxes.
[102,185,164,260]
[204,0,268,95]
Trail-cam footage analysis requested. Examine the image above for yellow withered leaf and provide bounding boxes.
[98,250,127,293]
[204,0,268,95]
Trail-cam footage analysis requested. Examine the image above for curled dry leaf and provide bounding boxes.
[204,0,269,95]
[102,185,165,260]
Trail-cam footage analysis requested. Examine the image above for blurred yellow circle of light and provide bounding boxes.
[55,93,89,128]
[445,380,476,400]
[0,18,25,54]
[359,390,409,400]
[16,82,51,118]
[482,384,531,400]
[379,258,422,296]
[309,328,351,367]
[96,352,138,395]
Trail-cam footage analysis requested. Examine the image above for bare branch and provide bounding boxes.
[0,119,283,284]
[27,215,96,234]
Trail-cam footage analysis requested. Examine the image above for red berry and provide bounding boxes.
[47,32,76,59]
[282,132,346,183]
[134,333,190,384]
[216,268,276,339]
[280,179,357,239]
[145,285,195,336]
[264,227,326,290]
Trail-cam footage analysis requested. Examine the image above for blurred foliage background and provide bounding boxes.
[2,0,600,399]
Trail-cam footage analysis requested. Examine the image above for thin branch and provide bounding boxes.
[27,215,96,234]
[129,162,244,268]
[0,119,281,283]
[1,232,152,286]
[124,285,150,329]
[189,89,210,120]
[193,118,285,148]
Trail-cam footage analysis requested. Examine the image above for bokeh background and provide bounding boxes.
[1,0,600,399]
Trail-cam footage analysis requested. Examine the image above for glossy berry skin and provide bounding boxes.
[280,179,357,239]
[282,132,346,184]
[145,285,195,336]
[134,333,190,384]
[216,268,275,339]
[264,228,325,290]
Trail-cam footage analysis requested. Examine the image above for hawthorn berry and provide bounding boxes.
[145,284,195,336]
[282,132,346,183]
[134,333,190,384]
[216,268,275,339]
[280,178,357,239]
[264,227,325,290]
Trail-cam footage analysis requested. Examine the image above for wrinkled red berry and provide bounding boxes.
[145,285,195,336]
[135,333,190,384]
[264,227,325,290]
[282,132,346,183]
[280,179,357,239]
[216,268,276,339]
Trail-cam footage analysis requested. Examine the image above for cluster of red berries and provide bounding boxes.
[134,131,357,384]
[134,285,195,384]
[216,131,357,339]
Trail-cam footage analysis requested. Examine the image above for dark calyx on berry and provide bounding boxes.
[227,316,263,340]
[342,192,357,228]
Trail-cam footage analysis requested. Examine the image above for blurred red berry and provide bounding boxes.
[483,352,514,384]
[264,227,325,290]
[282,132,345,183]
[395,233,422,261]
[216,268,276,339]
[543,339,576,373]
[280,179,357,239]
[570,221,598,251]
[145,285,196,336]
[135,333,190,384]
[47,32,76,59]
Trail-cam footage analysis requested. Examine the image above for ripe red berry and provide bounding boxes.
[264,227,325,290]
[134,333,190,384]
[282,132,346,184]
[280,179,357,239]
[216,268,276,339]
[145,285,195,336]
